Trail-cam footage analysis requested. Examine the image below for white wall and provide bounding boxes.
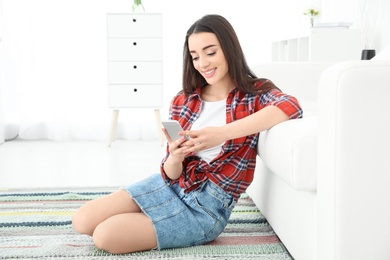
[0,0,4,143]
[320,0,390,51]
[1,0,389,140]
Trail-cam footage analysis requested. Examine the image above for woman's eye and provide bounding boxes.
[192,57,199,61]
[207,52,216,56]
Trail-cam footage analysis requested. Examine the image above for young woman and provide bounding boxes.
[72,14,302,254]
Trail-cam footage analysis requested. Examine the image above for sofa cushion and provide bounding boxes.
[257,115,317,191]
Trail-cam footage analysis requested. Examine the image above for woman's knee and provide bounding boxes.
[92,223,120,254]
[91,213,157,254]
[92,226,107,252]
[72,205,95,236]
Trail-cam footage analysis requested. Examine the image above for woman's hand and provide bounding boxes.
[162,128,190,160]
[161,128,191,180]
[181,126,227,154]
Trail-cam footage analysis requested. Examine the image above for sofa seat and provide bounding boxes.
[258,114,317,191]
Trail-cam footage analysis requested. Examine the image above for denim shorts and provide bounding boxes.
[122,173,236,250]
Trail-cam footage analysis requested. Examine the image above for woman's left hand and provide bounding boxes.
[181,126,227,154]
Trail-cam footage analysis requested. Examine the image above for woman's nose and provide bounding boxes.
[198,56,210,68]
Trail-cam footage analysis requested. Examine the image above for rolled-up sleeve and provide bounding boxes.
[258,89,303,119]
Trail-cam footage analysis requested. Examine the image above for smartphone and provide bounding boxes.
[161,120,188,141]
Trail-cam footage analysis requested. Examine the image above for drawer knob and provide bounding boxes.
[133,65,137,69]
[133,42,137,46]
[133,19,137,23]
[133,88,138,92]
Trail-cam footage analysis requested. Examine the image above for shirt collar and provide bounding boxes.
[188,86,239,101]
[187,86,202,101]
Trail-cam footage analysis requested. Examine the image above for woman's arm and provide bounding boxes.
[181,105,289,154]
[225,105,289,139]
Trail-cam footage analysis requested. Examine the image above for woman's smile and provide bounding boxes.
[202,68,216,78]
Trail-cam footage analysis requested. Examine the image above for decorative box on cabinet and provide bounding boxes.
[272,28,362,62]
[107,13,163,146]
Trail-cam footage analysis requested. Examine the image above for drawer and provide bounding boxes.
[108,84,162,107]
[108,38,162,61]
[108,62,162,84]
[107,14,162,38]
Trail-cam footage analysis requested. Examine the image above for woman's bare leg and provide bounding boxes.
[72,189,141,236]
[92,212,157,254]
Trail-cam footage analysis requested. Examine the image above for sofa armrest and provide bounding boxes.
[258,116,317,191]
[317,60,390,260]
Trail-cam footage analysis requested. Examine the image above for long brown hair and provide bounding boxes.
[182,14,278,96]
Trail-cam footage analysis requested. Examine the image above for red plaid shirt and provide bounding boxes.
[160,81,302,201]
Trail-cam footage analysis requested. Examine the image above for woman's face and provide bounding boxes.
[188,32,230,87]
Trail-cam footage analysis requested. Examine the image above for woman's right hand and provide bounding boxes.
[161,128,191,180]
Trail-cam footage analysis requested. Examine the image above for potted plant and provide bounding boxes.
[303,8,320,27]
[132,0,145,12]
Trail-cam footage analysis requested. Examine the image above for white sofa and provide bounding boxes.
[247,59,390,260]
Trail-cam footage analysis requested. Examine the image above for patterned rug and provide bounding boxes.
[0,187,292,260]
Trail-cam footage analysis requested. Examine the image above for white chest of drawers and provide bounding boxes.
[107,13,163,146]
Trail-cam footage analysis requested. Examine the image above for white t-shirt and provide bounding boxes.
[190,99,226,164]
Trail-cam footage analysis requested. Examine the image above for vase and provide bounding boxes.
[361,49,376,60]
[310,17,315,27]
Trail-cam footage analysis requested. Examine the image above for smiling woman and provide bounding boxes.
[71,13,302,254]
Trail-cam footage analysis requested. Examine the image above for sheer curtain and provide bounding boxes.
[2,0,164,141]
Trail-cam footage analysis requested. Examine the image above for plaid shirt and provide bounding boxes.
[160,81,302,201]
